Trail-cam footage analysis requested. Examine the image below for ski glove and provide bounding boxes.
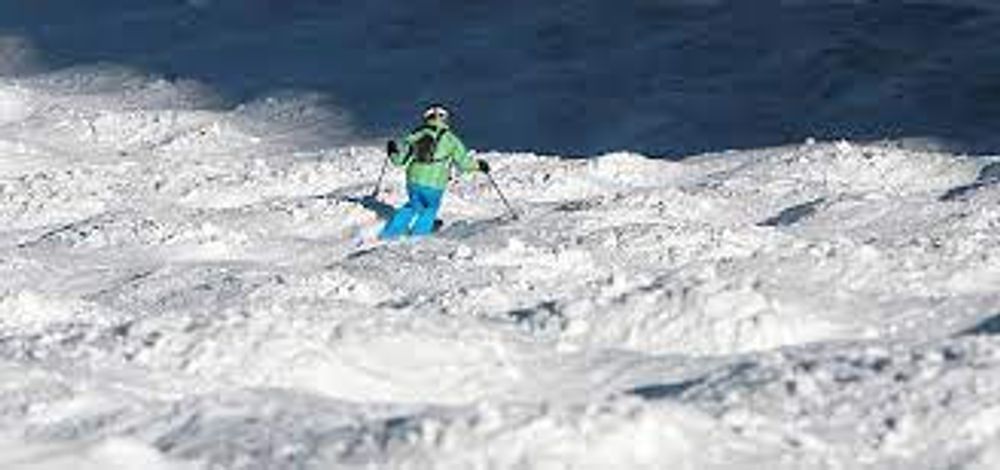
[478,159,490,174]
[386,140,399,156]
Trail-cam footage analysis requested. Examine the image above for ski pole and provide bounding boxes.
[370,153,390,198]
[485,172,519,220]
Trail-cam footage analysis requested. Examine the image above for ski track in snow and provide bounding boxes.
[1,70,1000,469]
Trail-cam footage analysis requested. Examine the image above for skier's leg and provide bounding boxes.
[379,186,421,239]
[411,186,444,236]
[379,204,415,239]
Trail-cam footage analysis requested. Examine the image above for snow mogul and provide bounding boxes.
[379,104,490,239]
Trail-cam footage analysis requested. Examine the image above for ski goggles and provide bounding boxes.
[423,106,449,121]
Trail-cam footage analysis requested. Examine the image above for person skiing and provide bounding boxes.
[378,104,489,239]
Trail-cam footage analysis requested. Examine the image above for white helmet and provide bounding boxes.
[423,104,450,122]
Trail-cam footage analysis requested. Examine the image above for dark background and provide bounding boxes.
[2,0,998,157]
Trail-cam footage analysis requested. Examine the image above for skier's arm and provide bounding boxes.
[449,134,478,173]
[389,133,416,166]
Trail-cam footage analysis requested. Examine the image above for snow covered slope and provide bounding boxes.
[1,61,1000,469]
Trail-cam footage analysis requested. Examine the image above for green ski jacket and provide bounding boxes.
[390,121,476,190]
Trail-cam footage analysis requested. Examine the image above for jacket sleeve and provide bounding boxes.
[448,133,477,173]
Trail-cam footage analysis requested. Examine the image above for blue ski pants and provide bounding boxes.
[379,184,444,239]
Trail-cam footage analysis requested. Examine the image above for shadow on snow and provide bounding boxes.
[2,0,1000,157]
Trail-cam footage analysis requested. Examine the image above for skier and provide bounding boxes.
[378,104,489,239]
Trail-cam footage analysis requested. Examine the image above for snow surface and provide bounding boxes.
[2,2,1000,467]
[0,61,999,470]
